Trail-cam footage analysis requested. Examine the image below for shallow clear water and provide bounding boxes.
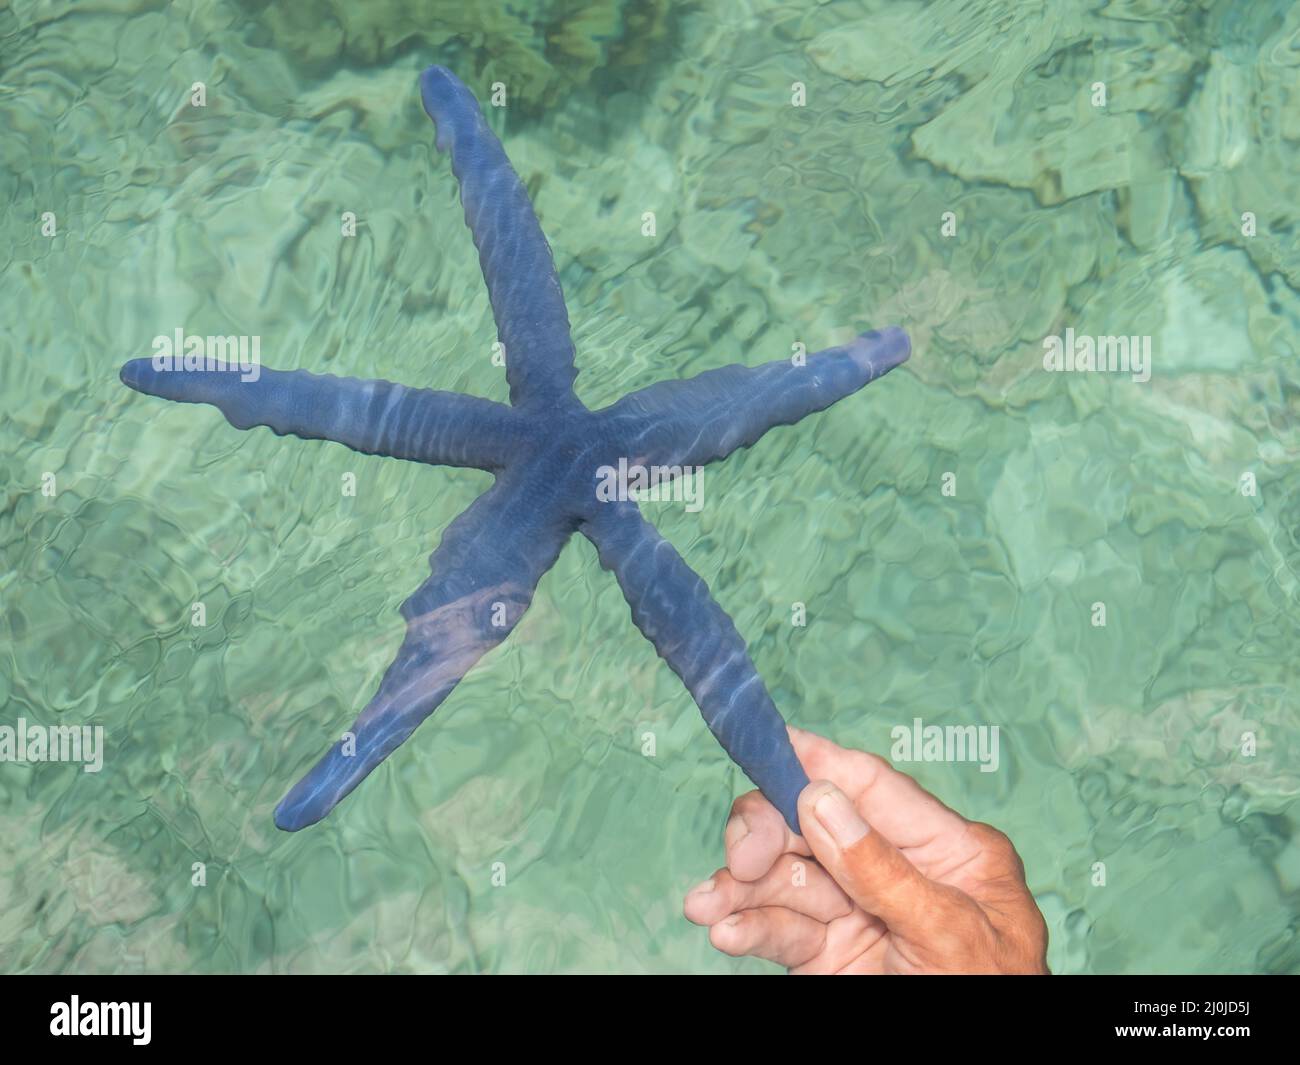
[2,0,1299,973]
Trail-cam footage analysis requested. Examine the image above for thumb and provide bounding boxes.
[798,780,973,946]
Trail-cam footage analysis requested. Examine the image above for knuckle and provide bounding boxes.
[729,790,766,820]
[710,867,739,894]
[851,750,891,781]
[969,821,1017,862]
[708,919,750,957]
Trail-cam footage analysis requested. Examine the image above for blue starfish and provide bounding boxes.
[120,66,909,836]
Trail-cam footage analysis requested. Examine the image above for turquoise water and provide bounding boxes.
[3,0,1299,973]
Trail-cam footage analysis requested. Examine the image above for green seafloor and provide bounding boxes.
[2,0,1299,974]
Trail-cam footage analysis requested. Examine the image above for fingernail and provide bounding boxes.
[688,878,716,897]
[722,913,742,927]
[814,787,869,848]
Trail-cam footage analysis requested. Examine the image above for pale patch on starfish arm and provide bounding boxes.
[582,500,810,833]
[419,65,578,407]
[605,327,911,470]
[119,360,521,470]
[273,475,573,830]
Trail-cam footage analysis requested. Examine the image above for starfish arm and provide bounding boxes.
[119,359,520,470]
[274,472,572,830]
[582,501,809,833]
[607,327,910,468]
[419,66,578,407]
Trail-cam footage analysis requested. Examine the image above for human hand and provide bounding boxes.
[684,727,1049,974]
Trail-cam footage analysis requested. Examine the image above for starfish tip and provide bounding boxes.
[854,326,911,377]
[419,65,463,125]
[272,796,316,833]
[119,357,152,393]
